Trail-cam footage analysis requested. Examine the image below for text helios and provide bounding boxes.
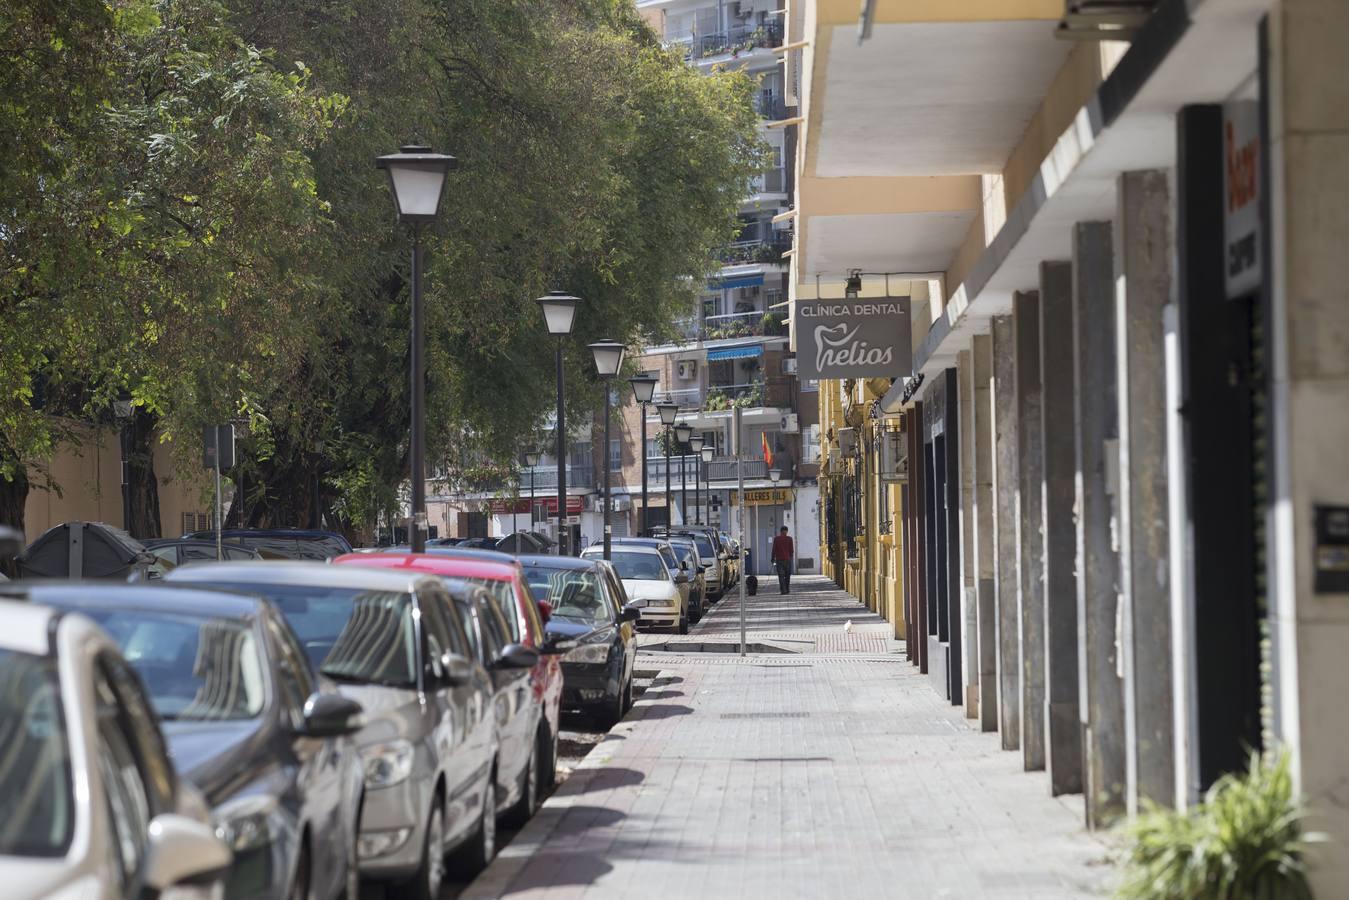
[796,298,912,381]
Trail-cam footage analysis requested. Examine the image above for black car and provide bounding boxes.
[142,538,263,576]
[1,582,366,900]
[186,528,354,560]
[517,556,640,727]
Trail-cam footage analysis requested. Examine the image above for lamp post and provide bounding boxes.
[657,402,678,528]
[689,433,705,525]
[589,340,626,560]
[629,374,658,535]
[675,422,692,526]
[700,445,715,527]
[114,395,134,536]
[376,144,457,553]
[524,450,540,530]
[537,291,580,554]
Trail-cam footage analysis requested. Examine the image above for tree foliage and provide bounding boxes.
[1,0,765,537]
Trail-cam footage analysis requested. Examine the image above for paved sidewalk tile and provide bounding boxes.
[464,577,1118,899]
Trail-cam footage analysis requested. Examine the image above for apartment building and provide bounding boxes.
[789,0,1349,891]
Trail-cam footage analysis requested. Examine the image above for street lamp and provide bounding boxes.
[769,468,782,485]
[524,450,540,530]
[689,433,705,525]
[629,374,658,535]
[675,422,692,526]
[537,291,580,554]
[113,395,134,536]
[700,445,715,527]
[589,339,626,560]
[657,402,678,528]
[376,144,457,553]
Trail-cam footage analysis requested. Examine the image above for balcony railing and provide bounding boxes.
[703,381,764,411]
[679,21,783,60]
[707,457,768,482]
[717,235,789,266]
[749,169,787,195]
[653,387,704,412]
[753,92,787,120]
[704,310,787,341]
[510,464,595,493]
[642,456,770,485]
[649,379,788,416]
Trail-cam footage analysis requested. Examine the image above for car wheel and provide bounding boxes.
[621,675,634,714]
[452,773,497,876]
[538,722,558,789]
[600,683,626,729]
[406,798,445,900]
[677,612,689,635]
[502,740,539,827]
[289,839,310,900]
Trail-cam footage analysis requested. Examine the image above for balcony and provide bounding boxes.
[704,310,787,341]
[643,456,769,484]
[651,379,790,416]
[652,386,704,413]
[753,92,787,120]
[680,21,783,61]
[514,464,595,493]
[717,235,789,266]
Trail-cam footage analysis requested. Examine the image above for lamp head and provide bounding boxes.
[629,373,658,405]
[375,144,457,223]
[524,451,540,467]
[657,402,679,426]
[674,422,693,444]
[769,468,782,485]
[536,291,580,336]
[689,434,704,453]
[588,339,626,378]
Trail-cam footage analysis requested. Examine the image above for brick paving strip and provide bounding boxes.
[462,577,1119,900]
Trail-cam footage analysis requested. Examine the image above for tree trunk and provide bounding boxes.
[0,464,29,577]
[125,410,162,539]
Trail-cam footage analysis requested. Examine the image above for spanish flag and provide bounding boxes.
[762,432,774,467]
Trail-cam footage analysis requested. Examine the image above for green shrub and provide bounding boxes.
[1118,751,1321,900]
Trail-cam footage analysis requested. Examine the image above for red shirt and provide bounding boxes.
[771,533,794,561]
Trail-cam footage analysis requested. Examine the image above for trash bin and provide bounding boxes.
[16,521,155,580]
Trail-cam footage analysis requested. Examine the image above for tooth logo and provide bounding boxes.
[814,322,893,372]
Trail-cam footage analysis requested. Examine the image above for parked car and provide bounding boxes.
[608,537,700,621]
[719,531,740,585]
[665,536,710,618]
[518,556,640,726]
[185,528,353,560]
[163,562,517,898]
[581,543,688,633]
[0,599,233,900]
[141,538,263,577]
[651,527,726,599]
[452,537,498,550]
[333,551,564,798]
[4,582,367,900]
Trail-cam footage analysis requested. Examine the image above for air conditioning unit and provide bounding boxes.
[780,413,800,434]
[837,427,858,458]
[782,357,797,375]
[879,427,909,483]
[677,360,697,380]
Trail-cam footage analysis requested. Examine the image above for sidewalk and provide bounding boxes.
[463,576,1117,899]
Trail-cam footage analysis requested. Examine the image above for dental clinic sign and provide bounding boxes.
[796,298,911,381]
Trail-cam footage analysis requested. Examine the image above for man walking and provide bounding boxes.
[771,525,794,595]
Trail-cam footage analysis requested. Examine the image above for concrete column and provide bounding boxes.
[1072,221,1126,828]
[1039,261,1084,796]
[973,335,998,734]
[1115,170,1175,814]
[991,317,1021,749]
[1014,292,1047,771]
[958,349,979,719]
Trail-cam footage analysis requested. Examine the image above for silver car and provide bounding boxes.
[165,562,535,899]
[0,600,231,900]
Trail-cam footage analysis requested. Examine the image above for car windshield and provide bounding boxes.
[0,649,73,857]
[684,535,716,559]
[592,550,668,582]
[205,583,418,688]
[671,544,696,568]
[521,567,614,624]
[85,610,266,721]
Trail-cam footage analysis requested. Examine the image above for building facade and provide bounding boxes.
[788,0,1349,891]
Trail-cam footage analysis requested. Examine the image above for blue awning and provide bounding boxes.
[706,345,764,362]
[709,273,765,290]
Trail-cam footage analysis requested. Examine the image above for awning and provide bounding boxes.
[706,345,764,362]
[709,273,764,290]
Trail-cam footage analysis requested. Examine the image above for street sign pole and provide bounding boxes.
[735,405,746,656]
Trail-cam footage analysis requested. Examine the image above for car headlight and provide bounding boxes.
[564,634,613,664]
[363,739,415,788]
[213,794,278,852]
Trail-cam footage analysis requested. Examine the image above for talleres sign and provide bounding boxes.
[796,298,912,381]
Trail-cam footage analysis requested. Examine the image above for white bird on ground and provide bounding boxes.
[843,620,854,633]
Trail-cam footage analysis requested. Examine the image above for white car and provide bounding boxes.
[0,600,231,900]
[581,545,689,634]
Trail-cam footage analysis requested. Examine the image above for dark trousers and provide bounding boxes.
[774,559,791,594]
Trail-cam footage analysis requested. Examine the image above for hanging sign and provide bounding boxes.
[1223,100,1261,299]
[796,298,912,381]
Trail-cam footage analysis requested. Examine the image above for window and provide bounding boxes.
[449,597,482,663]
[765,289,783,309]
[475,594,512,660]
[609,438,622,470]
[181,512,210,533]
[417,589,460,682]
[95,661,154,889]
[0,650,73,858]
[266,618,312,726]
[587,549,669,582]
[805,423,821,463]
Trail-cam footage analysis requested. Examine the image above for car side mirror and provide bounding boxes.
[536,599,553,624]
[299,692,363,738]
[144,813,232,890]
[674,572,689,585]
[620,603,642,623]
[494,642,540,670]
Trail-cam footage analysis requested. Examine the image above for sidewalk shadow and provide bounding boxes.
[632,703,693,720]
[561,767,645,794]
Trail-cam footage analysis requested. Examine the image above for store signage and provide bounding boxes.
[1223,100,1261,299]
[730,488,791,507]
[796,298,912,381]
[489,496,582,515]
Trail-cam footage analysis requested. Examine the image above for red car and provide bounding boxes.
[332,553,565,792]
